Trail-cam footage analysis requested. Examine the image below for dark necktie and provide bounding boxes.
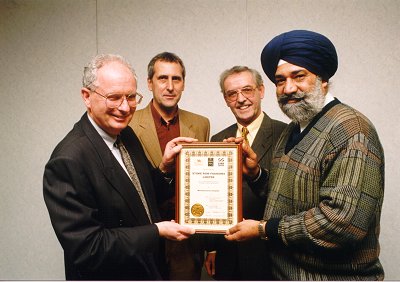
[115,137,152,223]
[241,127,249,144]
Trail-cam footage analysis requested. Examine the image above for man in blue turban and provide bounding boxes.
[261,29,338,84]
[224,30,385,280]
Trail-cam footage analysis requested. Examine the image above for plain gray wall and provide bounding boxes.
[1,0,399,279]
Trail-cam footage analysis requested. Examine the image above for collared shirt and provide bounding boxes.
[236,112,264,146]
[150,101,180,154]
[87,114,129,176]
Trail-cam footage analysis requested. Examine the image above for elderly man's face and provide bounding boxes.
[274,63,328,124]
[81,61,137,137]
[223,71,264,127]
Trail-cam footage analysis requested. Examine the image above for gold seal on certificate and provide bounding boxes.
[175,142,243,234]
[191,203,204,217]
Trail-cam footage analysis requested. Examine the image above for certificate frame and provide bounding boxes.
[175,142,242,234]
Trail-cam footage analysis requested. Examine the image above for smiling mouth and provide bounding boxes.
[237,105,250,110]
[113,114,130,120]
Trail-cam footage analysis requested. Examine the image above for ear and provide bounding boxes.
[147,78,153,91]
[259,85,265,99]
[81,87,91,109]
[322,80,329,94]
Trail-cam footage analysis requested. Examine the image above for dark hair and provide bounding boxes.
[147,52,185,80]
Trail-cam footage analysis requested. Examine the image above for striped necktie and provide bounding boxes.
[115,137,152,223]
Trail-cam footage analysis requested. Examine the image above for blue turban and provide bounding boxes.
[260,30,338,84]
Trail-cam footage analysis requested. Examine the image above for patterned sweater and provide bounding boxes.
[256,100,385,280]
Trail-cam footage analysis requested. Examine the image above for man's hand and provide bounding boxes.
[224,219,259,241]
[223,137,260,179]
[159,137,198,174]
[155,220,195,241]
[204,251,216,277]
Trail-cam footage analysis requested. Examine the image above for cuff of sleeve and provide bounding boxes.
[250,165,262,182]
[157,167,174,183]
[266,218,281,242]
[249,167,268,183]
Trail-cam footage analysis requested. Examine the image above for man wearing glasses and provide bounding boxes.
[130,52,210,280]
[43,54,196,280]
[204,66,286,280]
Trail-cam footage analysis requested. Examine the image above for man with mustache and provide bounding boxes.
[130,52,210,280]
[224,30,385,280]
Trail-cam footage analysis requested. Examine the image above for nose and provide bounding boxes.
[167,78,174,92]
[118,96,132,111]
[283,78,297,94]
[236,91,247,103]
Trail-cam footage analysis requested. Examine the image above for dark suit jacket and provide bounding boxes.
[209,112,286,280]
[43,113,173,280]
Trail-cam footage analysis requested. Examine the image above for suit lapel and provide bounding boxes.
[210,124,237,142]
[179,110,197,138]
[81,114,150,224]
[224,126,238,140]
[121,127,159,223]
[211,114,273,161]
[135,105,163,167]
[252,113,273,160]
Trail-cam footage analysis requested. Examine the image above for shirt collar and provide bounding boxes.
[236,112,264,143]
[87,113,117,150]
[150,100,179,125]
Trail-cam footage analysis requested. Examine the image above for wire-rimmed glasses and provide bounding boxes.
[91,89,143,108]
[224,86,257,102]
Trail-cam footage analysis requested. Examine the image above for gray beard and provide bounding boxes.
[278,77,326,124]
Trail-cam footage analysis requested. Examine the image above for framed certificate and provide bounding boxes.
[175,142,242,234]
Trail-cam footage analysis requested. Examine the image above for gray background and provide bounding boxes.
[1,0,399,279]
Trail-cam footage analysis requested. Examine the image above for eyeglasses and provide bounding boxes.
[91,89,143,108]
[224,86,257,102]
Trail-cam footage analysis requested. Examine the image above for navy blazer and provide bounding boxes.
[43,113,173,280]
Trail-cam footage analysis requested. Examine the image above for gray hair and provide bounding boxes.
[219,66,263,93]
[82,54,137,89]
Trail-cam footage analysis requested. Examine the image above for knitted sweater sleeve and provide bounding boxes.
[278,128,384,250]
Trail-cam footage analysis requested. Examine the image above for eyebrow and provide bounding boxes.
[156,75,183,80]
[226,85,254,92]
[275,69,305,79]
